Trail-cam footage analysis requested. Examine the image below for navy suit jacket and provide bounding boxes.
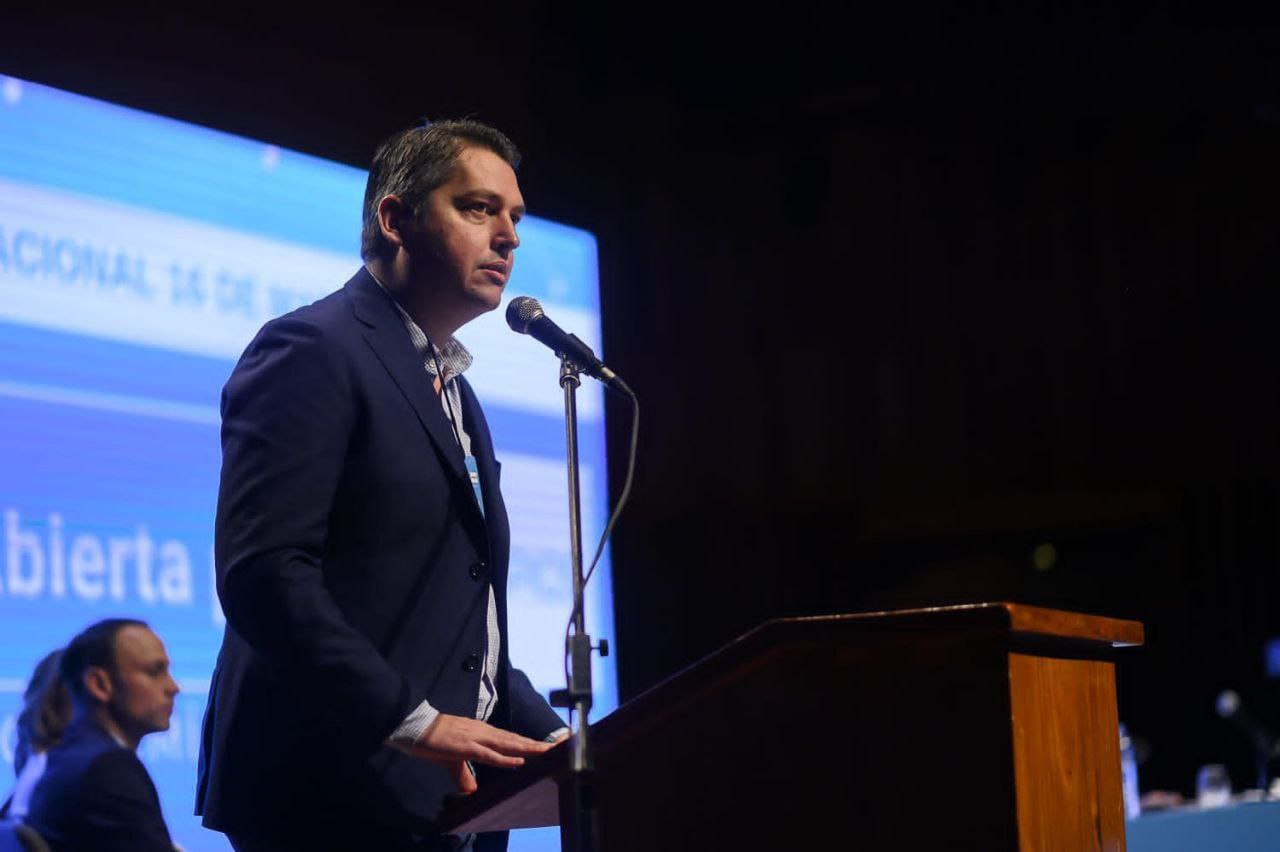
[196,268,564,839]
[25,718,173,852]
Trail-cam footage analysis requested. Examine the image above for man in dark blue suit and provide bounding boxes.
[197,121,567,851]
[25,618,179,852]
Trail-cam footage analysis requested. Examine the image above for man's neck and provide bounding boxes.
[365,258,463,346]
[84,705,138,751]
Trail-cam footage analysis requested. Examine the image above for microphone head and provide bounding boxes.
[506,296,544,334]
[1216,689,1241,719]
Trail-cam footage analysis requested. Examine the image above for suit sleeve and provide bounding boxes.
[79,751,174,852]
[504,665,569,739]
[215,315,421,750]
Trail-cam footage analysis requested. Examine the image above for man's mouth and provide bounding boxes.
[479,262,509,283]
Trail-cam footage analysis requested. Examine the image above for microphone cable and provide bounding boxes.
[562,379,639,696]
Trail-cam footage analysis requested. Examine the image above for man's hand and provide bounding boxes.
[406,714,557,794]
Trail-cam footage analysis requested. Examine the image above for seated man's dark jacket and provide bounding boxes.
[196,269,564,842]
[24,717,173,852]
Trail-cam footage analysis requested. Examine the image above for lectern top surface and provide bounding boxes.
[774,601,1144,648]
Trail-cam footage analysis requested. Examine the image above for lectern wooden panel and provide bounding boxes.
[441,603,1142,851]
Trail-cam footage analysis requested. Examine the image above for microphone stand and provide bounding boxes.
[548,355,604,852]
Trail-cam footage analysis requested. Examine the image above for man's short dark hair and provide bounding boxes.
[360,119,521,261]
[60,618,149,701]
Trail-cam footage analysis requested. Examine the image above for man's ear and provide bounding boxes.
[377,195,411,250]
[82,666,113,704]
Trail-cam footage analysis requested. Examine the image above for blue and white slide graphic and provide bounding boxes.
[0,74,615,851]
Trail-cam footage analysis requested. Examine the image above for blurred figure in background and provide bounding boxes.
[24,618,179,852]
[1,649,71,820]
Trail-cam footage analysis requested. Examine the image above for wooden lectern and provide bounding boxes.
[441,602,1142,851]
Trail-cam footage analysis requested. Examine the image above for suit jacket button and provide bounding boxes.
[469,561,486,580]
[463,653,481,673]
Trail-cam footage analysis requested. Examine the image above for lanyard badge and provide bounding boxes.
[465,455,485,519]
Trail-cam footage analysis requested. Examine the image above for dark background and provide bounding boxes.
[7,4,1278,797]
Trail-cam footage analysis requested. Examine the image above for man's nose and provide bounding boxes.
[493,216,519,252]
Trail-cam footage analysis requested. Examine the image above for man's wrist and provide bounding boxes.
[386,700,440,752]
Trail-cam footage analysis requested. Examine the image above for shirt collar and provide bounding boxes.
[365,265,474,381]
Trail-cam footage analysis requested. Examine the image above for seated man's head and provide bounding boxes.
[60,619,179,750]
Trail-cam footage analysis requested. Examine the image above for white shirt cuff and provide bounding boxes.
[545,726,570,743]
[386,699,440,753]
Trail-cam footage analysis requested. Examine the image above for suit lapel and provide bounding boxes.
[345,269,481,526]
[459,377,506,528]
[460,375,508,587]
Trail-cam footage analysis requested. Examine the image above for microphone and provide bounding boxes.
[506,297,630,394]
[1216,689,1279,756]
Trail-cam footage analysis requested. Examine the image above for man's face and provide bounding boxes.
[106,625,179,741]
[404,145,524,320]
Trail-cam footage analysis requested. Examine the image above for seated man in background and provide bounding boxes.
[24,619,179,852]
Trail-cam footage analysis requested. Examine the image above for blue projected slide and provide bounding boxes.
[0,75,615,851]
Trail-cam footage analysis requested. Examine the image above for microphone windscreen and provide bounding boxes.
[1216,689,1241,718]
[506,296,544,334]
